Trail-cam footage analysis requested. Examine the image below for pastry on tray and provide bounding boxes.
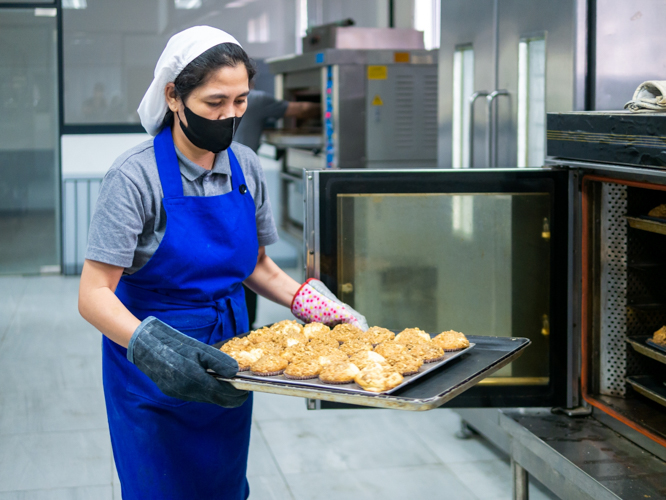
[246,327,274,344]
[330,323,364,344]
[319,361,360,384]
[227,348,264,371]
[361,326,395,346]
[409,343,446,363]
[284,360,321,380]
[317,350,349,367]
[354,363,404,393]
[648,204,666,219]
[303,322,331,339]
[339,339,373,356]
[251,354,288,376]
[385,353,423,376]
[374,340,408,359]
[652,326,666,346]
[432,330,470,351]
[394,328,432,348]
[349,350,388,370]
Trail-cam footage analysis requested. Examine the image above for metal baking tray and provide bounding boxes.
[211,335,530,411]
[627,336,666,365]
[627,375,666,409]
[626,215,666,236]
[232,343,474,395]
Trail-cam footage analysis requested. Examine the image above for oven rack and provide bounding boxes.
[626,375,666,409]
[626,215,666,236]
[626,336,666,366]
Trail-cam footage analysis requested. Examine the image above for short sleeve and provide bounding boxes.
[86,169,146,268]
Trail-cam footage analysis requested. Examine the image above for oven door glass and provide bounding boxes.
[306,168,570,408]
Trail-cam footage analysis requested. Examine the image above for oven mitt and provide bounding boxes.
[126,316,248,408]
[291,278,369,330]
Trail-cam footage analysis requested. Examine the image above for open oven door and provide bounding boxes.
[303,167,575,409]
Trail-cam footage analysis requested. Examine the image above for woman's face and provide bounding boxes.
[167,63,249,124]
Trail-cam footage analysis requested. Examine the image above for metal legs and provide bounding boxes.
[455,419,477,440]
[511,458,529,500]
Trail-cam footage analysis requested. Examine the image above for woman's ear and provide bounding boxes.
[165,83,179,113]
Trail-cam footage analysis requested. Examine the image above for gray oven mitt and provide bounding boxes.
[126,316,248,408]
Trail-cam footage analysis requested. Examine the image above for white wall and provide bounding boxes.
[61,133,151,178]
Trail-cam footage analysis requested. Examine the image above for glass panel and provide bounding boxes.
[62,0,297,125]
[0,10,59,274]
[517,38,546,168]
[452,47,474,169]
[337,191,551,383]
[414,0,440,50]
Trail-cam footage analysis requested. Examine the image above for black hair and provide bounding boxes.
[162,42,256,128]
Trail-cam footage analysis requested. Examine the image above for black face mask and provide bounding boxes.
[178,105,242,153]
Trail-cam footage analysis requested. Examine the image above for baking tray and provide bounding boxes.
[232,343,474,395]
[626,336,666,365]
[626,215,666,236]
[626,375,666,409]
[211,335,530,411]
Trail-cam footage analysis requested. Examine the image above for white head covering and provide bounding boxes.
[138,26,242,136]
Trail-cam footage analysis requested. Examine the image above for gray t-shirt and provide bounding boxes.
[86,139,278,275]
[234,90,289,152]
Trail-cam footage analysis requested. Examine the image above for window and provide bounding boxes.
[62,0,296,127]
[413,0,440,50]
[517,37,546,168]
[452,46,474,169]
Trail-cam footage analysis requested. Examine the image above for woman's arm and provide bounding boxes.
[244,246,300,308]
[78,259,141,348]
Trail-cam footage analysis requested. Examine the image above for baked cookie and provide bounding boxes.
[319,361,360,384]
[280,343,309,362]
[271,320,304,337]
[374,340,407,359]
[409,343,445,363]
[354,363,403,393]
[330,324,364,344]
[317,350,349,367]
[251,354,288,376]
[394,328,432,348]
[246,327,274,344]
[308,337,340,351]
[252,341,283,356]
[220,336,251,354]
[387,353,423,376]
[652,326,666,346]
[432,330,470,351]
[339,339,373,356]
[361,326,395,346]
[284,360,321,380]
[227,348,264,371]
[303,322,331,339]
[349,350,388,370]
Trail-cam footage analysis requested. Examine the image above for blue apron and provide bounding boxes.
[102,126,259,500]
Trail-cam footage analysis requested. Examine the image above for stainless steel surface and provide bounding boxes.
[574,0,588,111]
[501,409,666,500]
[454,408,511,453]
[438,0,576,169]
[285,147,325,171]
[279,171,304,242]
[627,336,666,365]
[595,0,666,110]
[600,183,628,397]
[511,458,529,500]
[302,26,425,52]
[439,0,495,168]
[304,170,320,279]
[487,89,510,168]
[545,159,666,186]
[625,216,666,236]
[214,336,531,411]
[233,344,475,395]
[567,168,582,408]
[468,91,490,169]
[263,131,323,149]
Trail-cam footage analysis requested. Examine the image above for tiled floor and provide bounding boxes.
[0,275,558,499]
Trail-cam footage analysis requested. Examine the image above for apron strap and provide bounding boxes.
[154,126,184,199]
[227,147,248,193]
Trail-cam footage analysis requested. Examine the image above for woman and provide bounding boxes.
[78,26,366,500]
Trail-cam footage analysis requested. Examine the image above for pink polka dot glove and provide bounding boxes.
[291,278,369,331]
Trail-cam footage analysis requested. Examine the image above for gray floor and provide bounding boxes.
[0,275,558,499]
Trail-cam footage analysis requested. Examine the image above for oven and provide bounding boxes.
[299,112,666,468]
[265,44,438,241]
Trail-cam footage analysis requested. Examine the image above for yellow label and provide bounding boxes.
[371,95,384,106]
[367,65,388,80]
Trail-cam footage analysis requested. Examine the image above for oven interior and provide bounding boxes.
[586,178,666,446]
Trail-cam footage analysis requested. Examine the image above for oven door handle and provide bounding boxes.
[468,91,489,168]
[486,90,510,169]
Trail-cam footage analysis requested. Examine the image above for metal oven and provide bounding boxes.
[300,113,666,469]
[265,29,438,241]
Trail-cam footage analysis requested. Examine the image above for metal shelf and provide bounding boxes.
[626,336,666,365]
[627,375,666,409]
[626,215,666,236]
